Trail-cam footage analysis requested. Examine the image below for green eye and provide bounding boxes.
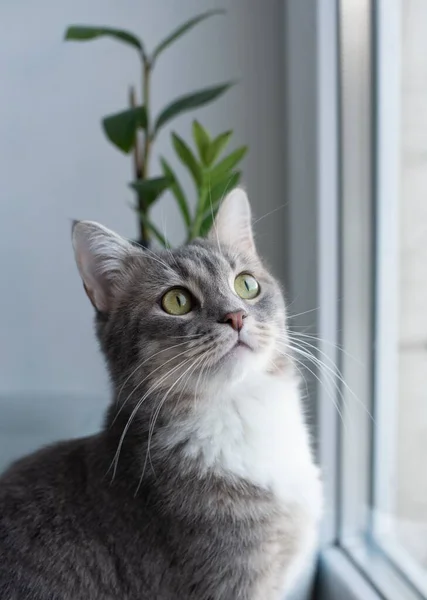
[234,273,260,299]
[161,288,193,315]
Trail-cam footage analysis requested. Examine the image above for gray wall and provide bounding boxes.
[0,4,318,596]
[0,0,285,400]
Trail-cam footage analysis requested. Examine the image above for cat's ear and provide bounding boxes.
[72,221,134,312]
[209,187,255,254]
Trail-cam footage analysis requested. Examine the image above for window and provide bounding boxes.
[372,0,427,593]
[304,0,427,598]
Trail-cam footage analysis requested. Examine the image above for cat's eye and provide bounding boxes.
[161,288,193,315]
[234,273,260,299]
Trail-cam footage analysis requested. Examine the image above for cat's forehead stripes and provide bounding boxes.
[175,241,236,272]
[161,242,237,294]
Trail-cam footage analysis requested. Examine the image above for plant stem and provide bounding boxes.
[129,86,142,179]
[190,186,208,240]
[138,57,152,244]
[142,61,151,176]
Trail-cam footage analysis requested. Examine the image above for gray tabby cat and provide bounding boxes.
[0,189,321,600]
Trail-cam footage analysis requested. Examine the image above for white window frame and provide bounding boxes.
[283,1,426,599]
[372,0,427,596]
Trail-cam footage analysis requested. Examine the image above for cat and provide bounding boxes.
[0,188,322,600]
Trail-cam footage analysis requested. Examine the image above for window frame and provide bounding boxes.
[284,0,426,599]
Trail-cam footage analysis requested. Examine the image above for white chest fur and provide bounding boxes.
[167,372,321,518]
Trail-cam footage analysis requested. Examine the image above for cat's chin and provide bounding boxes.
[227,339,253,357]
[211,343,267,387]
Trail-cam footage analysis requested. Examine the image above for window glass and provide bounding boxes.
[373,0,427,591]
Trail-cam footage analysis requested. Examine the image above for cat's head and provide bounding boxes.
[72,189,289,403]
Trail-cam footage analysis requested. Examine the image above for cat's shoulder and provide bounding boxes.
[0,435,98,504]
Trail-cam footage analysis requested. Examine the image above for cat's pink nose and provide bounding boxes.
[221,310,247,332]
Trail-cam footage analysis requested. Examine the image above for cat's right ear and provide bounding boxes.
[72,221,133,313]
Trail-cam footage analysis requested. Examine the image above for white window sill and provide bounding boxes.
[317,543,424,600]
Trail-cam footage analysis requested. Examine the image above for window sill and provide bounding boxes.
[317,543,424,600]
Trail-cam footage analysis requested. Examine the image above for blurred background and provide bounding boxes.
[0,1,426,600]
[0,0,286,468]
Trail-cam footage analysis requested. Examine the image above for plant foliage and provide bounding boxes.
[65,11,246,246]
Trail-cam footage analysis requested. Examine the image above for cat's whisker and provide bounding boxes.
[285,330,363,416]
[276,348,347,432]
[142,354,206,486]
[279,335,347,402]
[287,307,320,321]
[289,361,310,400]
[276,340,341,408]
[116,339,203,404]
[279,340,364,445]
[143,240,172,270]
[251,203,287,226]
[279,334,374,423]
[193,354,211,409]
[160,214,179,270]
[288,330,363,365]
[282,293,301,314]
[113,344,204,424]
[289,335,360,386]
[175,354,204,407]
[111,341,218,480]
[110,355,196,480]
[286,342,349,419]
[267,358,279,371]
[207,174,239,259]
[138,247,172,271]
[179,349,214,409]
[288,329,349,353]
[111,350,193,426]
[167,333,205,340]
[194,358,214,414]
[207,179,223,257]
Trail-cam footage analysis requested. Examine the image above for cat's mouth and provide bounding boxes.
[216,335,254,365]
[235,339,252,351]
[226,338,253,357]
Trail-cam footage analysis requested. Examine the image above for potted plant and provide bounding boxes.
[65,10,247,247]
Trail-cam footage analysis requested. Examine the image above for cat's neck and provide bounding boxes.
[159,370,317,506]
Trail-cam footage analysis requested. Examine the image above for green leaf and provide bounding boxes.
[198,171,242,238]
[204,130,232,167]
[102,106,147,153]
[160,158,191,228]
[207,146,247,186]
[129,176,171,207]
[64,26,144,53]
[171,133,203,187]
[207,170,242,205]
[155,83,234,133]
[192,121,211,165]
[152,10,225,61]
[199,207,219,238]
[136,212,169,247]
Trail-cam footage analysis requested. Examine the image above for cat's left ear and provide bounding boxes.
[72,220,134,312]
[208,187,256,254]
